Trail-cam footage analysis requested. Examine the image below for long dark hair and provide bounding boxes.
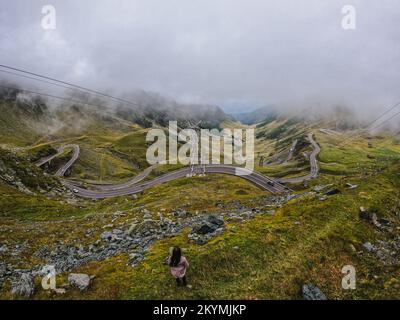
[169,246,182,267]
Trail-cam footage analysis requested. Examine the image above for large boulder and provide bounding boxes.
[207,215,224,227]
[193,215,224,235]
[68,273,92,291]
[302,283,327,300]
[193,222,217,235]
[11,273,35,297]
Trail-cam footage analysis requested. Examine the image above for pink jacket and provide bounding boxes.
[168,256,189,278]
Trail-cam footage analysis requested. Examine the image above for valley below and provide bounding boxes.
[1,90,400,300]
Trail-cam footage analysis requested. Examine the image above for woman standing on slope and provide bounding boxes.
[166,246,189,286]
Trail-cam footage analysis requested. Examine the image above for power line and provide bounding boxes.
[0,64,140,108]
[337,100,400,147]
[0,69,80,92]
[0,84,112,111]
[369,109,400,132]
[339,109,400,148]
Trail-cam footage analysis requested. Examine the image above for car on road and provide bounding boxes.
[73,188,79,193]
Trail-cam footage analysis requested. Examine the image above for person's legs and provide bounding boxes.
[176,277,181,286]
[182,276,187,286]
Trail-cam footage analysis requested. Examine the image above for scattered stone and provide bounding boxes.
[112,229,123,235]
[143,213,152,220]
[312,184,333,192]
[345,183,358,189]
[53,288,66,295]
[325,188,341,196]
[359,207,381,228]
[349,244,357,252]
[363,242,375,252]
[100,231,113,241]
[0,244,7,253]
[363,238,400,266]
[233,246,240,250]
[129,252,144,267]
[2,192,318,285]
[11,273,35,297]
[68,273,91,291]
[302,283,327,300]
[172,210,187,218]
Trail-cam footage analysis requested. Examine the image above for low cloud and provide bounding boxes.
[0,0,400,122]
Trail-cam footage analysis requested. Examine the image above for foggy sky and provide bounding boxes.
[1,0,400,116]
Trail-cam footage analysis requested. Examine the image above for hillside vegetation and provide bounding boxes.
[0,91,399,300]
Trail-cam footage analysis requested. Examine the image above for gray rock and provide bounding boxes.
[143,213,152,219]
[100,231,113,241]
[11,273,35,297]
[112,229,123,235]
[129,252,144,267]
[68,273,91,291]
[207,215,224,227]
[363,242,375,252]
[359,208,382,228]
[193,222,218,235]
[53,288,66,295]
[325,188,341,196]
[302,283,327,300]
[173,210,187,218]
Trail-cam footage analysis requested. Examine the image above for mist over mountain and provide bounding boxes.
[0,81,233,146]
[232,106,277,125]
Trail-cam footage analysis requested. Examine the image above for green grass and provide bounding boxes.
[6,159,398,300]
[1,116,400,300]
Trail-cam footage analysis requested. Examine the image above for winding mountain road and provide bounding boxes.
[35,144,79,168]
[279,133,320,184]
[284,139,298,163]
[39,133,321,199]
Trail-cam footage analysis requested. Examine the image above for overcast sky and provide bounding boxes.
[0,0,399,115]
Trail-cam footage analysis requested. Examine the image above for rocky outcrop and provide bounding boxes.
[68,273,92,291]
[362,238,400,266]
[188,215,224,245]
[2,194,311,295]
[302,283,327,300]
[359,207,393,231]
[11,273,35,298]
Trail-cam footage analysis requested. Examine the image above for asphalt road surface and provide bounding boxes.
[35,145,77,167]
[284,139,298,163]
[64,164,287,199]
[40,134,320,199]
[279,133,320,184]
[54,145,80,177]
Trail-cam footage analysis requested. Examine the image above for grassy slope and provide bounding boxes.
[0,102,41,146]
[1,118,400,299]
[60,132,399,300]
